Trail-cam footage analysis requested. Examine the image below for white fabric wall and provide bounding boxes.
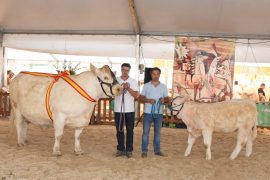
[2,34,175,60]
[235,39,270,63]
[3,34,270,64]
[3,34,136,57]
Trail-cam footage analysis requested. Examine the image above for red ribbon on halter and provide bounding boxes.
[53,71,70,82]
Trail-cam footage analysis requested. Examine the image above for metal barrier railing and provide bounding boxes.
[91,98,171,125]
[256,102,270,128]
[0,92,11,117]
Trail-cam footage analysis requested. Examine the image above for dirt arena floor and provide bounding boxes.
[0,118,269,180]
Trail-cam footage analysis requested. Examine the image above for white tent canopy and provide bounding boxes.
[1,0,270,38]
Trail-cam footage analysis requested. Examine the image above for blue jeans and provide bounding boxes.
[141,113,163,153]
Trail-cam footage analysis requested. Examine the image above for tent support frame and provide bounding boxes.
[2,30,270,40]
[0,34,7,88]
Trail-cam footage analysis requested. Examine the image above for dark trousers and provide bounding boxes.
[114,112,135,152]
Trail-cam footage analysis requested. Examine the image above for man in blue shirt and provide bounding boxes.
[140,67,170,158]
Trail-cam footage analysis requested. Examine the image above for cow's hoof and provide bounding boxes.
[245,154,251,158]
[74,150,84,155]
[245,151,252,157]
[184,153,190,157]
[229,154,237,160]
[206,155,211,160]
[17,142,26,147]
[52,151,62,156]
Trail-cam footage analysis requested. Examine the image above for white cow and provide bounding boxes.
[9,64,122,155]
[168,96,257,160]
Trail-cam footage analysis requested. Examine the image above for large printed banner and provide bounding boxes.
[173,37,235,102]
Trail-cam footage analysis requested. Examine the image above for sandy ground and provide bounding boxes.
[0,119,270,180]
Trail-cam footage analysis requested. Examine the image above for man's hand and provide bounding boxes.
[160,98,165,104]
[148,99,156,104]
[122,82,130,90]
[160,97,171,105]
[139,95,156,104]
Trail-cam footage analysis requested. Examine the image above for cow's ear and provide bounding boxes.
[101,65,111,73]
[90,63,98,74]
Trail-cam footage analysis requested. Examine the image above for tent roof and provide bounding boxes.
[1,0,270,38]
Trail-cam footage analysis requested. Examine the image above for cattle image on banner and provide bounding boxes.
[173,37,235,102]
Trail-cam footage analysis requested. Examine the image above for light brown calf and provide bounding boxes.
[168,96,257,160]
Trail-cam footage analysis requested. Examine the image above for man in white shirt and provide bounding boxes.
[114,63,139,158]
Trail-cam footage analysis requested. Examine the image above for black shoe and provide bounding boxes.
[155,151,166,157]
[115,150,125,157]
[141,152,147,158]
[126,152,132,158]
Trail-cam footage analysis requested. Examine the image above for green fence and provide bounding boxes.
[256,103,270,127]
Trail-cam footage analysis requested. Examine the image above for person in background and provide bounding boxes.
[2,70,15,92]
[114,63,139,158]
[232,81,242,99]
[140,67,170,158]
[7,70,15,86]
[258,83,266,102]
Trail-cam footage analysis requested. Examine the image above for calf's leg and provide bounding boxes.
[202,129,213,160]
[184,133,196,157]
[230,128,247,160]
[245,129,254,157]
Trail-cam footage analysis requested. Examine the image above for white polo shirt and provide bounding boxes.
[114,77,139,113]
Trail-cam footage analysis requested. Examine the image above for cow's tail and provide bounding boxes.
[8,102,17,145]
[252,117,257,140]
